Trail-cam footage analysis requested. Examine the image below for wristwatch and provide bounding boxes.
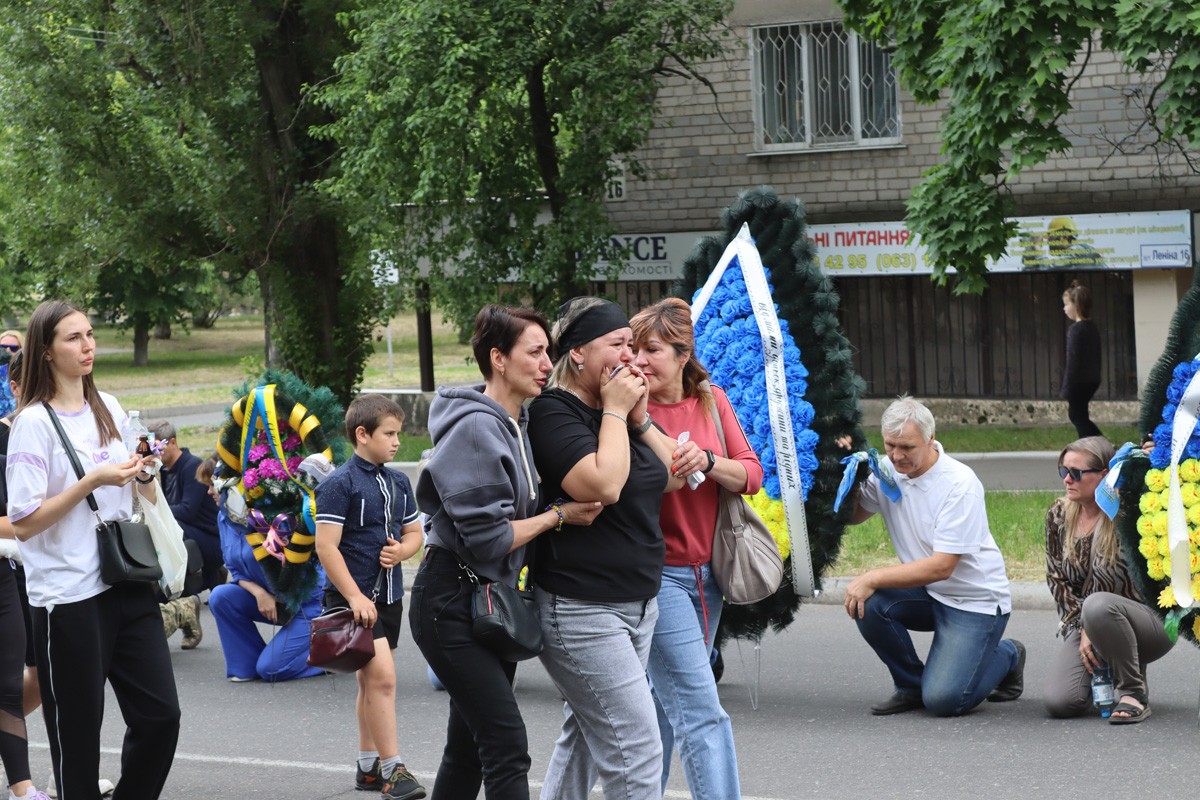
[701,449,716,474]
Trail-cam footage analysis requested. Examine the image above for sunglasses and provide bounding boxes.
[1059,465,1102,481]
[0,344,19,353]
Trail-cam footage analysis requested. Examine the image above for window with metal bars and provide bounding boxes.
[751,21,900,151]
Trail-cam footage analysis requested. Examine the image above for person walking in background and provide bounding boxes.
[1,450,49,800]
[1042,437,1173,723]
[315,395,426,799]
[414,305,602,799]
[1062,282,1103,438]
[630,298,759,799]
[6,300,179,798]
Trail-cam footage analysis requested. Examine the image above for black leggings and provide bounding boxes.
[33,581,181,799]
[1066,381,1102,438]
[0,559,31,786]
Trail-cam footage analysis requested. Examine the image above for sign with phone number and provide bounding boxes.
[811,210,1193,277]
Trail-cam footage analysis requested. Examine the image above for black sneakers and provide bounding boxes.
[381,764,426,800]
[355,758,382,791]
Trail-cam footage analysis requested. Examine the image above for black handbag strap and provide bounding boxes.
[42,402,104,520]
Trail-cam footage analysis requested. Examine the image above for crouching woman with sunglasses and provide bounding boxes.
[1043,436,1173,724]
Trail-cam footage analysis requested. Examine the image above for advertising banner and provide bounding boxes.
[808,210,1193,277]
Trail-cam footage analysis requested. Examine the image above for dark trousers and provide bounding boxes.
[32,582,181,800]
[184,531,225,593]
[0,560,31,785]
[1065,380,1102,438]
[409,547,530,800]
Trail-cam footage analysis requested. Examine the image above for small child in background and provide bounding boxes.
[315,395,425,799]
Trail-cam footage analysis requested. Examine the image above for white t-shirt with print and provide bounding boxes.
[6,393,132,607]
[859,442,1012,616]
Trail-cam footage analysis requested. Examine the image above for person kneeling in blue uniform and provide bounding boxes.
[205,455,324,682]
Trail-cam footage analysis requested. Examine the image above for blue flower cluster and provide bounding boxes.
[692,256,819,499]
[0,364,13,417]
[1149,359,1200,468]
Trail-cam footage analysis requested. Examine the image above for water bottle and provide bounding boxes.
[1091,661,1116,717]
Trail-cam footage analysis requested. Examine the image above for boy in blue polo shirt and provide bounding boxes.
[315,394,425,799]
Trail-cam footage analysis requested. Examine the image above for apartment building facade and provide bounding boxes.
[602,0,1199,401]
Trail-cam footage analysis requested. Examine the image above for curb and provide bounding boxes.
[811,577,1056,612]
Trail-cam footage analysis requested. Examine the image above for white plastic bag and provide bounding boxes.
[138,479,189,599]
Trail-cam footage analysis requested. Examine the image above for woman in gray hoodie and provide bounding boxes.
[411,305,601,800]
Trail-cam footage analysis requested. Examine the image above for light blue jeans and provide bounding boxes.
[647,563,740,799]
[855,587,1018,716]
[536,588,662,800]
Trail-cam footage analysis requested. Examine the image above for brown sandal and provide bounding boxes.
[1109,692,1151,725]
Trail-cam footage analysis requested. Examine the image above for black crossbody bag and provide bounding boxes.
[44,403,162,586]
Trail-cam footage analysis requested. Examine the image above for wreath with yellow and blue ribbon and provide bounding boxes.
[214,370,349,613]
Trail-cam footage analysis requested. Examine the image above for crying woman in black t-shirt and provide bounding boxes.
[527,296,691,799]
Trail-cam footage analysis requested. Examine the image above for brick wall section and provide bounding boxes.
[608,18,1200,233]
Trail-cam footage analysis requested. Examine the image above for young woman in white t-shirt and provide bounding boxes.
[6,301,180,798]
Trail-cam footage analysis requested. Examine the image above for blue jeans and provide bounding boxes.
[536,589,661,800]
[647,564,739,799]
[855,587,1018,716]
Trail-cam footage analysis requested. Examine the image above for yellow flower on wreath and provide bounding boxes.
[1145,469,1168,493]
[1147,557,1166,581]
[1138,537,1159,559]
[1152,512,1169,537]
[1193,615,1200,641]
[1139,492,1163,514]
[248,485,265,500]
[747,491,790,560]
[1182,482,1200,508]
[1157,535,1171,557]
[1180,459,1200,483]
[1193,574,1200,597]
[1137,515,1155,537]
[1158,585,1177,609]
[1188,505,1200,527]
[1191,550,1200,574]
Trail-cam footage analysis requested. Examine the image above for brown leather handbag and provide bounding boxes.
[307,570,383,673]
[306,608,376,673]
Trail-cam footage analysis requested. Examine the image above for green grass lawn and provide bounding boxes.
[832,490,1057,580]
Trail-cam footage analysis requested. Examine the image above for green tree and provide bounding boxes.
[839,0,1200,293]
[320,0,732,330]
[0,2,378,399]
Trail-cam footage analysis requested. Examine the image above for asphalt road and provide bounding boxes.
[26,596,1199,799]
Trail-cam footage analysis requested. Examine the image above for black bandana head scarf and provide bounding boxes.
[554,297,630,354]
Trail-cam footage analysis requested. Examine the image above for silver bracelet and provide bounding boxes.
[632,413,653,435]
[602,411,627,424]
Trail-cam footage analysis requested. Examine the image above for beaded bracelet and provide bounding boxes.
[602,411,626,424]
[546,500,565,531]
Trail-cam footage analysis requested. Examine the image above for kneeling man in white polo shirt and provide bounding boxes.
[843,396,1025,716]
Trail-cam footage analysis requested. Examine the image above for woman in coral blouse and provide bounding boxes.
[631,297,763,799]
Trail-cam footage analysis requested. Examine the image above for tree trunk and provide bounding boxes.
[243,5,378,405]
[153,321,172,340]
[258,267,278,368]
[132,317,150,367]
